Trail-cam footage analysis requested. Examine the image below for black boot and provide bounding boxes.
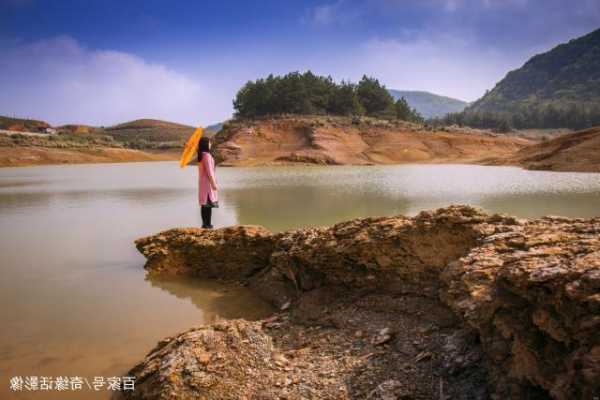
[201,206,211,228]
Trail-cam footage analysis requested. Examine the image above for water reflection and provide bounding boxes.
[0,191,54,211]
[222,185,411,231]
[478,191,600,218]
[0,188,193,214]
[145,275,273,322]
[0,179,47,188]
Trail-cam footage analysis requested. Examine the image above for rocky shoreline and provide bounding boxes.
[122,206,599,399]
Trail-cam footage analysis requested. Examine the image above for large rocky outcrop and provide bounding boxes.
[440,214,600,399]
[127,206,599,399]
[135,226,273,279]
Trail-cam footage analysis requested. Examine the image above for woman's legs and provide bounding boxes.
[205,206,212,227]
[201,206,212,228]
[200,206,207,226]
[201,194,214,228]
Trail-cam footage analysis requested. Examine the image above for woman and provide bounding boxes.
[197,136,218,228]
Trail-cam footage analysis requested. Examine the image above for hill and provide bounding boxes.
[57,124,100,134]
[388,90,468,119]
[213,116,531,166]
[205,122,224,134]
[461,28,600,129]
[500,126,600,172]
[204,122,224,138]
[104,119,194,147]
[234,72,422,122]
[0,117,190,166]
[109,119,192,130]
[0,116,50,132]
[0,129,178,167]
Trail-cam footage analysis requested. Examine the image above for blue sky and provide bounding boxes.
[1,0,599,126]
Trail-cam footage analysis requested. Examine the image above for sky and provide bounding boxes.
[0,0,599,126]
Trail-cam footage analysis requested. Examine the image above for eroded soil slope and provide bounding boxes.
[212,117,532,166]
[502,126,600,172]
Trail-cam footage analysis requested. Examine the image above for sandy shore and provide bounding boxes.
[0,146,179,167]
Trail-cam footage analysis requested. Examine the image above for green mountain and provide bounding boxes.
[388,90,468,119]
[462,28,600,129]
[205,122,224,134]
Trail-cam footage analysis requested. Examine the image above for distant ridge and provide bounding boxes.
[105,119,194,144]
[205,122,224,136]
[388,90,468,119]
[460,28,600,129]
[0,115,50,132]
[109,119,193,130]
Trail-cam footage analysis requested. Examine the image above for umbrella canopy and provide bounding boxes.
[179,126,204,168]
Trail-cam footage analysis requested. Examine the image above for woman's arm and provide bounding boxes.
[202,154,218,190]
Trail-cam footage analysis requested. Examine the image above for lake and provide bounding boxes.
[1,161,600,399]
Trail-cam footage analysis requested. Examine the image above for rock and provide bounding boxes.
[440,213,600,400]
[128,206,600,399]
[415,351,432,362]
[379,327,391,336]
[279,301,291,311]
[372,328,394,346]
[367,379,414,400]
[372,334,392,346]
[134,225,274,279]
[119,320,277,399]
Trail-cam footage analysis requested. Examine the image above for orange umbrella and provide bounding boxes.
[179,126,204,168]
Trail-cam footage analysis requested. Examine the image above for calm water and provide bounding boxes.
[1,161,600,399]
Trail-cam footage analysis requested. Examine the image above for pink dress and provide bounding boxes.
[198,153,218,206]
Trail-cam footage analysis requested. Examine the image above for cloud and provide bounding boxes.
[2,1,597,125]
[300,0,599,101]
[442,0,462,12]
[305,0,363,26]
[0,36,223,126]
[352,34,525,101]
[311,2,339,25]
[442,0,529,10]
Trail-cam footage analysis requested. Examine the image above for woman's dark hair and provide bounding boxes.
[197,136,211,162]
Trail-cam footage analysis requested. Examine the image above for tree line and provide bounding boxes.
[432,104,600,132]
[233,71,423,122]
